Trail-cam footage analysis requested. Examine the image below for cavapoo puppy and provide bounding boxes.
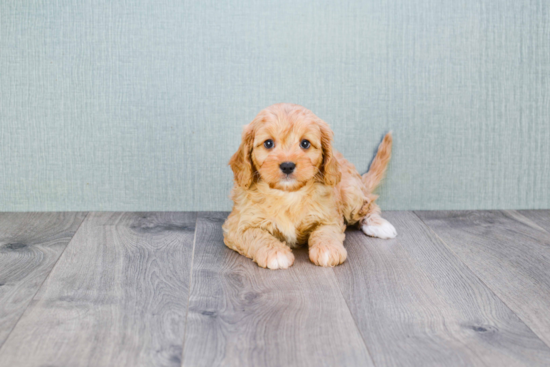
[223,103,396,269]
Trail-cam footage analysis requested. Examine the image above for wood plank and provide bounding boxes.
[335,211,550,367]
[0,212,86,348]
[416,210,550,349]
[517,210,550,233]
[0,212,197,367]
[182,212,373,367]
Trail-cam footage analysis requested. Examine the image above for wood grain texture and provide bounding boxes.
[182,212,373,367]
[416,210,550,349]
[517,210,550,233]
[0,212,197,367]
[335,211,550,367]
[0,212,86,348]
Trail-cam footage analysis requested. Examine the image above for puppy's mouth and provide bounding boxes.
[274,174,305,191]
[279,174,297,187]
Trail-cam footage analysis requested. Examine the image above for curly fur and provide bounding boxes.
[223,103,396,269]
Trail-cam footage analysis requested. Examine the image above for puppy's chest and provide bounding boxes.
[259,192,326,247]
[268,214,313,248]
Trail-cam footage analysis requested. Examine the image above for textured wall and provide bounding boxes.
[1,0,549,211]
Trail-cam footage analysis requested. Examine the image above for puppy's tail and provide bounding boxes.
[362,132,392,193]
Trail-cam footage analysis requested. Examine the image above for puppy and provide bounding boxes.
[222,103,396,269]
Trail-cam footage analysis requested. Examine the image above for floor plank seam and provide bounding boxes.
[179,212,199,367]
[0,211,90,354]
[412,210,550,351]
[331,267,378,367]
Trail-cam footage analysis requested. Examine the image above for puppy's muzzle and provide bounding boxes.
[279,162,296,175]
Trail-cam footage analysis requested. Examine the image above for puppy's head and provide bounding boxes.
[229,103,340,191]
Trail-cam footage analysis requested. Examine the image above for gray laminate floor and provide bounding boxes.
[0,211,549,367]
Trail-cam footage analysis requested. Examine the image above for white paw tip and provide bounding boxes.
[267,251,293,269]
[362,221,397,239]
[319,251,330,266]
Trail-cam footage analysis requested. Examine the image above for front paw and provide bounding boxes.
[255,246,295,270]
[309,243,347,267]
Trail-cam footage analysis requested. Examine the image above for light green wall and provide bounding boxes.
[1,0,549,211]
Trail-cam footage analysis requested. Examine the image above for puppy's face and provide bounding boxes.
[230,104,340,191]
[252,118,323,191]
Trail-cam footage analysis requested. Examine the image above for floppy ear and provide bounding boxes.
[319,122,341,186]
[229,124,256,188]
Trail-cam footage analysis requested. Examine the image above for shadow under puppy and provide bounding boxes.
[223,103,396,269]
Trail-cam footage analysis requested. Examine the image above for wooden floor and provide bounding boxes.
[1,211,550,367]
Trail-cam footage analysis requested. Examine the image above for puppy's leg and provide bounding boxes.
[225,227,295,270]
[308,225,347,267]
[360,203,397,239]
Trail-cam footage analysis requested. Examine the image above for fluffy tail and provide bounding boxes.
[362,132,393,193]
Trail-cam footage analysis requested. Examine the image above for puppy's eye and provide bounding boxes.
[264,139,274,149]
[300,139,311,149]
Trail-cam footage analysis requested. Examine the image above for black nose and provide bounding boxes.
[280,162,296,174]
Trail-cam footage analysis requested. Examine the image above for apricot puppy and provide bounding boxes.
[223,103,396,269]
